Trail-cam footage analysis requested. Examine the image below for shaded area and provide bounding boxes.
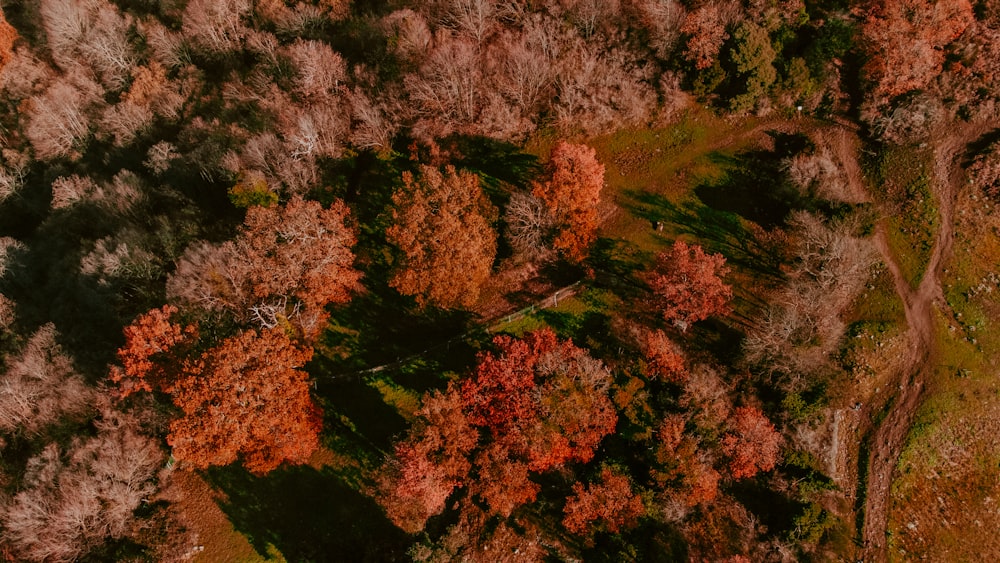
[205,464,411,563]
[623,191,786,280]
[582,520,687,562]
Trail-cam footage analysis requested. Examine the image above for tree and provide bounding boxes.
[533,141,604,262]
[0,8,16,70]
[377,386,479,532]
[24,71,103,160]
[503,191,554,260]
[0,325,95,437]
[182,0,250,54]
[168,196,361,338]
[110,305,195,398]
[721,406,782,479]
[2,412,162,563]
[725,22,776,112]
[643,329,687,382]
[379,329,617,532]
[647,240,732,331]
[860,0,973,103]
[562,467,645,534]
[166,328,321,474]
[680,3,729,70]
[388,165,497,309]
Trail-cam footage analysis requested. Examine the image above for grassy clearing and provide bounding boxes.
[864,145,937,288]
[886,188,1000,560]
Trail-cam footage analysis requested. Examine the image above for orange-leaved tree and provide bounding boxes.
[643,329,688,382]
[721,406,782,479]
[387,165,497,309]
[860,0,973,103]
[647,240,732,331]
[533,141,605,262]
[167,328,321,474]
[111,305,196,398]
[113,307,323,475]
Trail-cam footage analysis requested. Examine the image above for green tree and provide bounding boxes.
[726,22,777,112]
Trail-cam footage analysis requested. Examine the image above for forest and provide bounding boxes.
[0,0,999,561]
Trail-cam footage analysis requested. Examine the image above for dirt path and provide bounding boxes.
[852,127,977,561]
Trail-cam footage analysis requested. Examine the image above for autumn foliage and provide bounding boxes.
[721,406,782,479]
[647,240,732,330]
[168,328,321,474]
[861,0,974,102]
[168,196,360,338]
[388,165,497,309]
[379,329,617,532]
[533,141,605,262]
[0,9,16,70]
[111,305,194,397]
[562,467,645,535]
[643,329,688,382]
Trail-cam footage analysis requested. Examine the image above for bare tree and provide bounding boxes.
[381,9,433,63]
[0,150,30,202]
[504,191,554,259]
[182,0,251,54]
[744,211,876,382]
[2,411,162,562]
[346,87,400,153]
[24,72,103,160]
[405,35,482,139]
[0,48,53,101]
[0,325,95,436]
[285,39,346,101]
[441,0,498,45]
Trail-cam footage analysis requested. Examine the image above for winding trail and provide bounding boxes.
[852,127,975,561]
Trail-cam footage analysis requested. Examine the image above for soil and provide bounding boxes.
[836,121,990,562]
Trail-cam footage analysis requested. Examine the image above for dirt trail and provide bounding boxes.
[849,127,977,561]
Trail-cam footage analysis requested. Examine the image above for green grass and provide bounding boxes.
[865,145,937,288]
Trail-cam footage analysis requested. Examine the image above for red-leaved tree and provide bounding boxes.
[378,329,617,531]
[562,467,645,535]
[643,329,687,382]
[647,240,732,331]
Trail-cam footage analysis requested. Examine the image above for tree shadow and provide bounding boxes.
[440,134,543,194]
[204,464,411,563]
[623,191,785,281]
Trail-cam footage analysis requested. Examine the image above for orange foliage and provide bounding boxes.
[562,467,645,535]
[240,196,360,311]
[112,305,195,398]
[721,406,782,479]
[379,329,617,531]
[647,240,732,330]
[0,9,16,70]
[643,329,687,382]
[167,328,321,475]
[472,443,540,517]
[168,196,360,339]
[388,165,497,309]
[680,4,729,70]
[463,328,617,472]
[533,141,605,262]
[378,386,479,531]
[861,0,974,101]
[461,329,556,429]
